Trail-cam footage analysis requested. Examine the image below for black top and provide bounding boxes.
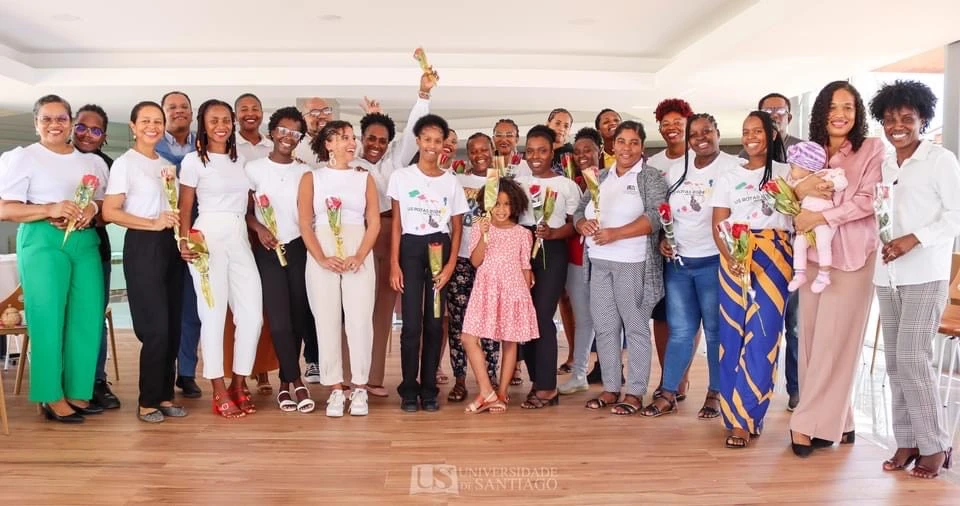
[90,149,113,264]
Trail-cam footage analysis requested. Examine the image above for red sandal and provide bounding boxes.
[231,386,257,414]
[212,391,245,419]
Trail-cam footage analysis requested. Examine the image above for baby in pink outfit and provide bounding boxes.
[786,141,848,293]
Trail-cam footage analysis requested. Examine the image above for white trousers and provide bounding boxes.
[306,223,375,386]
[189,212,263,379]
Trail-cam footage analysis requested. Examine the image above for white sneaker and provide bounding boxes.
[349,388,369,416]
[559,374,589,395]
[305,363,321,384]
[326,389,346,417]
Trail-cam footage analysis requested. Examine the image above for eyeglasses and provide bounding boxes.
[275,126,303,141]
[306,107,333,117]
[74,123,104,138]
[38,115,70,125]
[761,107,789,116]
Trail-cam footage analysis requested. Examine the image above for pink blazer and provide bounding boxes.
[807,137,884,272]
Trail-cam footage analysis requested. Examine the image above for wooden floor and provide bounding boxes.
[1,329,958,505]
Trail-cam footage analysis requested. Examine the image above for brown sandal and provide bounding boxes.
[640,394,676,417]
[447,382,468,403]
[612,394,643,416]
[882,449,919,472]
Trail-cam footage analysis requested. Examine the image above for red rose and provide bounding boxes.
[257,194,270,208]
[81,174,99,188]
[731,223,749,238]
[511,153,522,166]
[439,153,450,167]
[762,181,780,194]
[325,196,342,209]
[529,184,541,196]
[451,160,466,173]
[658,202,672,221]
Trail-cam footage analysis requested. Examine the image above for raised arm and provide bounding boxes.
[388,72,436,168]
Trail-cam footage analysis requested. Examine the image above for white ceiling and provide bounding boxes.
[1,0,959,144]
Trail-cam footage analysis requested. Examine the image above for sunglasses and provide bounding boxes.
[74,123,105,138]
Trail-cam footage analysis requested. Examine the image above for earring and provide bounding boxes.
[329,152,337,167]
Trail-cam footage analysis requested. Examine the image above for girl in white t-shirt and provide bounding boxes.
[387,114,469,412]
[0,95,109,423]
[444,133,502,403]
[245,107,315,414]
[642,113,735,420]
[708,110,792,449]
[177,99,263,419]
[299,120,380,417]
[515,125,582,409]
[102,101,185,423]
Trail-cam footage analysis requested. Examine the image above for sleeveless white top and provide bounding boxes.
[312,167,369,226]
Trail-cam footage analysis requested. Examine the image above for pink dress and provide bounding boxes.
[461,224,540,343]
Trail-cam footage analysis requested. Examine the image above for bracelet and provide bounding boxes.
[418,91,431,100]
[89,201,99,215]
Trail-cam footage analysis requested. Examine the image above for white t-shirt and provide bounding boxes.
[455,173,487,258]
[0,143,108,204]
[584,163,648,263]
[516,174,582,228]
[664,151,740,258]
[236,133,273,161]
[387,165,469,236]
[105,149,175,219]
[245,157,310,243]
[709,160,792,231]
[646,149,695,178]
[179,151,251,216]
[294,134,322,169]
[311,167,371,226]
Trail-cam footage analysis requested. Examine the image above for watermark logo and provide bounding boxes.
[409,464,460,495]
[409,465,560,495]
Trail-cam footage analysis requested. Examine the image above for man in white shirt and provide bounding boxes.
[235,93,272,161]
[294,97,335,168]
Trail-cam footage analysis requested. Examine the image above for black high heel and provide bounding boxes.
[790,430,813,458]
[40,403,85,424]
[67,401,104,415]
[812,430,855,448]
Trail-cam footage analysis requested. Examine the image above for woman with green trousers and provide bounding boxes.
[0,94,109,423]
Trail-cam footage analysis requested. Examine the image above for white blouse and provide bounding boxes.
[386,165,469,236]
[179,152,251,216]
[312,167,371,226]
[245,157,310,244]
[584,163,648,263]
[0,143,108,204]
[105,149,175,219]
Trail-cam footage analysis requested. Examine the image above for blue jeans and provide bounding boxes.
[784,291,799,396]
[177,268,202,377]
[95,258,110,381]
[661,255,721,393]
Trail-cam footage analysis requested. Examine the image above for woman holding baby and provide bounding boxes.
[787,81,884,457]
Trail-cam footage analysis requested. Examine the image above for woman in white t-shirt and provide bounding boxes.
[708,110,791,449]
[245,107,315,414]
[444,132,501,403]
[515,125,582,408]
[387,114,469,412]
[0,95,109,423]
[299,120,380,417]
[641,113,737,420]
[574,120,668,416]
[177,99,263,419]
[102,101,185,423]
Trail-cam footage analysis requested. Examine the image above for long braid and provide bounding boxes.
[196,99,238,166]
[747,110,784,188]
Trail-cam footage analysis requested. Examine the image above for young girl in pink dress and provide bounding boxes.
[461,178,539,413]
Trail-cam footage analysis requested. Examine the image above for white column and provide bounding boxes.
[943,41,960,157]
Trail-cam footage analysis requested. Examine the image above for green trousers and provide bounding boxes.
[17,221,104,403]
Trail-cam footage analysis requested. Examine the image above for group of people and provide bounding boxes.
[0,71,957,479]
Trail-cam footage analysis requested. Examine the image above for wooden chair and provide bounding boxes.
[936,256,960,407]
[0,368,8,435]
[15,303,118,395]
